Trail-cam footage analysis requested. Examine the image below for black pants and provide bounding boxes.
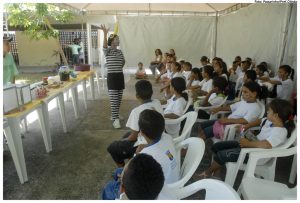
[212,141,242,165]
[107,132,137,165]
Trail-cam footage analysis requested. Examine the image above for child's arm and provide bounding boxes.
[126,130,139,142]
[164,113,180,119]
[160,81,171,92]
[218,117,248,125]
[239,138,272,149]
[210,105,231,114]
[243,118,262,131]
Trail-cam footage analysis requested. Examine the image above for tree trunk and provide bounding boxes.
[45,19,68,65]
[55,38,68,65]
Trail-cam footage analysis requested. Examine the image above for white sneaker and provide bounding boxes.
[113,119,121,129]
[110,115,124,121]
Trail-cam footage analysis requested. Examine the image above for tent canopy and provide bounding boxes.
[61,3,239,14]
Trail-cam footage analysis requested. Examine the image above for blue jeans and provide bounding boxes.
[100,168,123,200]
[211,141,247,165]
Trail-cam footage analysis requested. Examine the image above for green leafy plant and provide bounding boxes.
[5,3,75,65]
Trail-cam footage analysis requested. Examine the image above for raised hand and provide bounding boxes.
[99,24,110,34]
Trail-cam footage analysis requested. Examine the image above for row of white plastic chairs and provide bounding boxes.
[163,94,296,200]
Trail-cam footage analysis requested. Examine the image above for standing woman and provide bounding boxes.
[100,24,125,129]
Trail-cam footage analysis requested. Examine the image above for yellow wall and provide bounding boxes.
[16,31,60,67]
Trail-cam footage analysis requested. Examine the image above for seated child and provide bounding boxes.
[260,65,294,101]
[135,62,147,79]
[187,68,202,90]
[198,81,268,140]
[119,153,165,200]
[182,61,193,83]
[107,80,163,168]
[160,61,184,99]
[197,65,214,96]
[229,60,240,83]
[236,70,257,100]
[197,76,228,119]
[164,77,188,137]
[138,109,180,184]
[198,99,294,178]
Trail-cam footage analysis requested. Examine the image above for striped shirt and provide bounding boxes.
[103,47,125,73]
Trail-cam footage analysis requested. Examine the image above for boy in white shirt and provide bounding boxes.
[107,80,163,167]
[137,109,180,184]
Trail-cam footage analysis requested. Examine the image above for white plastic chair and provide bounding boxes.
[239,146,297,200]
[225,121,297,187]
[165,111,198,144]
[289,139,297,184]
[194,96,228,122]
[172,179,241,200]
[167,137,205,189]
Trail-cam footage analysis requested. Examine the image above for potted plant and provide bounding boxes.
[58,66,70,81]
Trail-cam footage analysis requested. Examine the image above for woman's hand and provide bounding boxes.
[100,24,110,34]
[239,137,250,148]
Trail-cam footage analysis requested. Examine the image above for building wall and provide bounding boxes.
[16,31,60,70]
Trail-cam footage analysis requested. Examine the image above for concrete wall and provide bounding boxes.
[16,31,60,71]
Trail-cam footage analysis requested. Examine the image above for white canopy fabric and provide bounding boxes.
[63,3,237,13]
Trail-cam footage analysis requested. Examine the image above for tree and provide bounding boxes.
[5,3,75,65]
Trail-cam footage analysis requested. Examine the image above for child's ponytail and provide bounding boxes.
[279,65,294,80]
[171,77,188,101]
[268,99,295,137]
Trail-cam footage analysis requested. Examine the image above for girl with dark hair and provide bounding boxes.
[164,77,188,137]
[160,61,184,98]
[182,61,192,84]
[197,99,295,179]
[256,64,269,79]
[213,59,228,81]
[200,56,210,67]
[261,65,295,101]
[100,24,125,129]
[198,81,268,140]
[187,68,202,90]
[149,49,163,76]
[198,65,214,96]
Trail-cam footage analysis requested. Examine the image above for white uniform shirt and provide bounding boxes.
[236,66,243,77]
[164,95,187,137]
[172,72,185,79]
[208,93,225,106]
[199,78,213,93]
[271,77,294,101]
[257,118,287,147]
[141,133,180,184]
[183,71,191,82]
[126,99,163,132]
[229,100,261,123]
[190,80,200,87]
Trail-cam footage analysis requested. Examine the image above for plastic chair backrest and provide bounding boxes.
[276,121,297,149]
[173,111,198,144]
[244,146,297,178]
[174,179,241,200]
[167,137,205,189]
[183,96,193,114]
